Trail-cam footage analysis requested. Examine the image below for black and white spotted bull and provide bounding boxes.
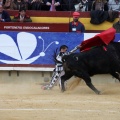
[61,42,120,94]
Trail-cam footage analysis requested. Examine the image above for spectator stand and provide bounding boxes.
[6,10,119,33]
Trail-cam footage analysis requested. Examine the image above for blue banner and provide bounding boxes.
[0,31,120,65]
[0,31,84,65]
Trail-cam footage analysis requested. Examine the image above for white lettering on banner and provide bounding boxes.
[4,26,50,30]
[23,26,49,29]
[4,26,22,29]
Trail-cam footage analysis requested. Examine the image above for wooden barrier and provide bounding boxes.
[6,10,119,32]
[0,22,69,32]
[7,10,90,17]
[0,22,106,33]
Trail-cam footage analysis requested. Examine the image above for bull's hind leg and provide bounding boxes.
[61,72,73,92]
[110,72,120,82]
[74,71,101,94]
[86,82,101,94]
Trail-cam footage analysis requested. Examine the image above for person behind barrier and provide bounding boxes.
[3,0,12,10]
[41,45,69,90]
[74,0,92,12]
[12,8,32,22]
[44,0,62,11]
[30,0,44,10]
[69,11,85,33]
[62,0,79,11]
[108,0,120,11]
[12,0,27,10]
[0,4,11,22]
[92,0,108,11]
[0,0,3,5]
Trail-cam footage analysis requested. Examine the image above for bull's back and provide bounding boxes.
[69,47,111,75]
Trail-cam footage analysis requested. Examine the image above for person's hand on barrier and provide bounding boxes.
[46,2,51,6]
[0,18,4,22]
[31,0,36,3]
[54,2,60,6]
[20,18,24,22]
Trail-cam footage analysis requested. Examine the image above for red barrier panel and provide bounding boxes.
[7,10,90,18]
[0,22,69,32]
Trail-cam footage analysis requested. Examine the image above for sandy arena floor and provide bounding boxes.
[0,78,120,120]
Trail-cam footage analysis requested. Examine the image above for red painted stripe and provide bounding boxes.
[0,64,54,67]
[7,10,90,18]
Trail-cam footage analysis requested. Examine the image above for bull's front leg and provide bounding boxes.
[61,72,73,92]
[61,77,66,92]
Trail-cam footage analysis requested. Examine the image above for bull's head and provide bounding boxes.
[62,55,71,71]
[62,55,68,63]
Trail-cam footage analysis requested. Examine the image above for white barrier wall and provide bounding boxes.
[0,71,118,85]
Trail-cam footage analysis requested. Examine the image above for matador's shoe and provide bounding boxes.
[41,85,52,90]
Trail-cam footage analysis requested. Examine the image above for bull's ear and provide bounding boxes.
[63,59,66,62]
[75,57,79,61]
[62,55,69,62]
[62,58,65,62]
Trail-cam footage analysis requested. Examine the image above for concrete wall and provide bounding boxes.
[0,71,119,85]
[0,71,52,84]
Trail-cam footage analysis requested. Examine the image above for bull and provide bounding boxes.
[61,42,120,94]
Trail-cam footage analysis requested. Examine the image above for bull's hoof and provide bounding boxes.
[61,87,66,92]
[96,91,101,95]
[61,89,65,92]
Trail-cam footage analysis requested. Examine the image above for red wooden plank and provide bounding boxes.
[6,10,90,18]
[0,22,69,32]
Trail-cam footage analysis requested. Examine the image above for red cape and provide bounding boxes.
[80,27,116,52]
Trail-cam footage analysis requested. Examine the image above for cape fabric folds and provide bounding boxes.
[80,27,116,52]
